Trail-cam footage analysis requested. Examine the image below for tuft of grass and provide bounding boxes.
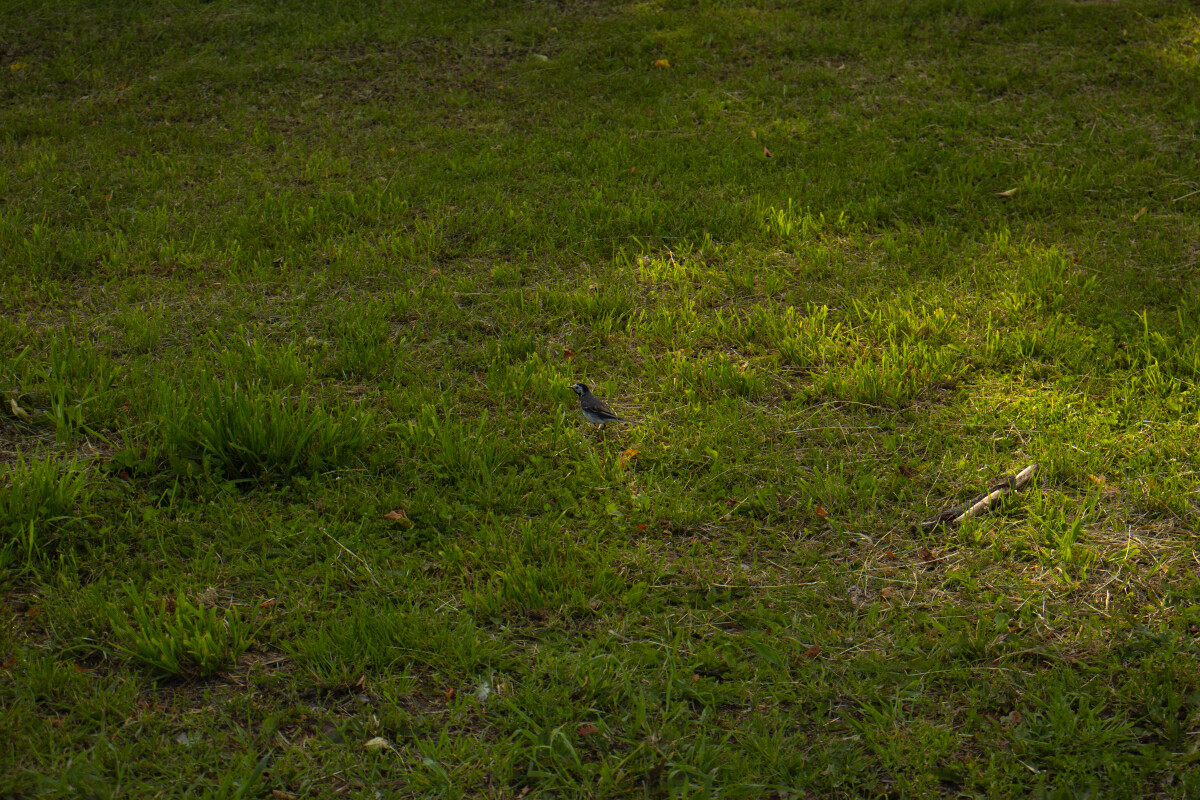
[161,377,371,482]
[0,453,89,563]
[105,585,256,678]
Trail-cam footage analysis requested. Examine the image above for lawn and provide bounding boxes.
[3,0,1200,797]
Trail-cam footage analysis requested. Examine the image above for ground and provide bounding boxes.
[2,0,1200,797]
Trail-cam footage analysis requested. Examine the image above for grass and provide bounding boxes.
[2,0,1200,796]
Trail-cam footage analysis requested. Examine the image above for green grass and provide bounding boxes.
[2,0,1200,796]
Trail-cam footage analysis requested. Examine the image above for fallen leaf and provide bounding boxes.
[885,550,897,560]
[9,62,28,71]
[629,166,636,174]
[636,523,648,531]
[653,59,670,68]
[881,587,901,600]
[692,673,700,683]
[8,398,31,423]
[763,146,772,158]
[1006,710,1022,726]
[919,548,937,564]
[803,644,821,658]
[270,791,295,800]
[364,737,391,751]
[1089,474,1106,486]
[259,598,277,609]
[1133,206,1147,222]
[1,656,15,670]
[619,447,639,469]
[382,509,412,525]
[563,347,575,361]
[898,464,916,479]
[814,506,829,520]
[994,187,1019,198]
[577,723,598,736]
[445,687,456,700]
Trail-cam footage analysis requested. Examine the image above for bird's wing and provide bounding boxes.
[583,396,622,420]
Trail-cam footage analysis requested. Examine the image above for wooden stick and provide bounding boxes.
[952,463,1037,524]
[917,464,1038,533]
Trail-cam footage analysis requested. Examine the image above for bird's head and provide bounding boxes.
[569,382,588,396]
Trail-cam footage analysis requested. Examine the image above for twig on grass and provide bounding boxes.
[321,525,380,587]
[916,464,1038,533]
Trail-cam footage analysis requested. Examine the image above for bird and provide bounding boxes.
[569,382,624,429]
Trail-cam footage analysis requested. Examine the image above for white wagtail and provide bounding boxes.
[569,383,624,428]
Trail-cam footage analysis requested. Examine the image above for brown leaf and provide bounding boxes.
[259,598,277,609]
[643,108,654,116]
[1133,206,1147,222]
[619,448,639,469]
[898,464,916,479]
[763,146,772,158]
[653,59,670,68]
[881,587,901,600]
[382,509,411,525]
[803,644,821,658]
[563,347,575,361]
[636,523,648,531]
[994,187,1019,198]
[919,548,937,564]
[814,506,829,520]
[577,723,598,736]
[0,656,15,670]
